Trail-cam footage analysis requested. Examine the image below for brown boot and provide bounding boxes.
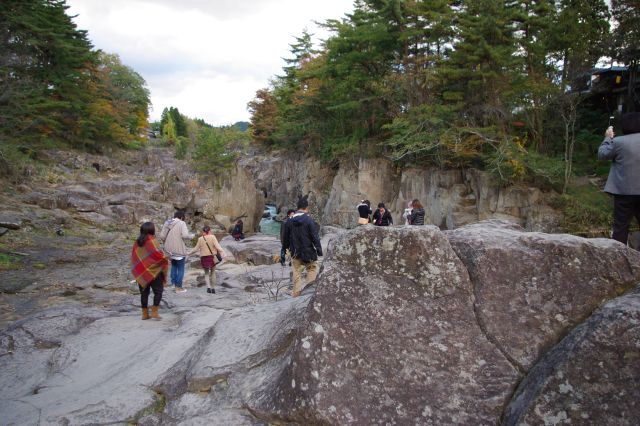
[150,305,161,320]
[141,307,150,320]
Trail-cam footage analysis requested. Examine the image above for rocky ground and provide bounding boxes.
[2,145,640,425]
[0,145,347,424]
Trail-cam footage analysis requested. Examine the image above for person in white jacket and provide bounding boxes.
[160,210,193,293]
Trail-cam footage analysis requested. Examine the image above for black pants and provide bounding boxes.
[612,195,640,245]
[139,273,164,308]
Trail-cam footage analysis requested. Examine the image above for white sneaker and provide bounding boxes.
[174,288,187,293]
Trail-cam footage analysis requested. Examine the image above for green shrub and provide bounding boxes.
[550,184,612,236]
[191,127,248,172]
[0,142,44,183]
[0,253,21,270]
[175,136,189,159]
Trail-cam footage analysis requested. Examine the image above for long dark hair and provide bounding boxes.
[137,222,155,247]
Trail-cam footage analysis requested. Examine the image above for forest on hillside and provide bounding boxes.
[0,0,150,176]
[248,0,639,191]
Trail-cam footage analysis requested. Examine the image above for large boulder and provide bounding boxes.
[447,220,640,371]
[0,213,22,230]
[504,287,640,425]
[261,226,519,424]
[154,296,310,425]
[222,235,281,266]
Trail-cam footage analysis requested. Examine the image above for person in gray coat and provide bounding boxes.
[598,112,640,245]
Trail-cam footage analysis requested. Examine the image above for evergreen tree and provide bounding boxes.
[610,0,640,112]
[0,0,97,145]
[443,0,519,128]
[550,0,610,86]
[170,107,187,137]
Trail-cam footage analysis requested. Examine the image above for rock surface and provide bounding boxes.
[223,234,282,266]
[239,151,562,232]
[504,287,640,426]
[202,162,264,233]
[1,143,639,425]
[261,226,519,424]
[0,214,22,230]
[447,220,640,371]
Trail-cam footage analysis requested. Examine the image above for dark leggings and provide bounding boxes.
[139,273,164,308]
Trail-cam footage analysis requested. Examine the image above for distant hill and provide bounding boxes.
[233,121,250,132]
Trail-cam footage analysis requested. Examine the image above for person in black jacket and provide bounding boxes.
[279,209,295,266]
[283,196,323,297]
[372,202,393,226]
[409,199,426,225]
[231,220,244,241]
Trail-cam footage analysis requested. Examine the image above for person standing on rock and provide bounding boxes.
[232,219,245,241]
[189,226,224,294]
[280,209,296,266]
[131,222,168,320]
[160,210,192,293]
[372,202,393,226]
[357,200,372,225]
[409,199,426,225]
[283,196,323,297]
[598,112,640,246]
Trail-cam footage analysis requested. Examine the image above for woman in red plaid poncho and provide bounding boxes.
[131,222,168,320]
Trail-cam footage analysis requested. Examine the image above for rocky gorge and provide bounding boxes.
[1,145,639,425]
[232,149,563,232]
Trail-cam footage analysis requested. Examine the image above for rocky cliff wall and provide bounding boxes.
[236,151,561,232]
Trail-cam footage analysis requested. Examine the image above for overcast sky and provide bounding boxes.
[66,0,354,126]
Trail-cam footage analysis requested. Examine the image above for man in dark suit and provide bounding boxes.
[598,112,640,245]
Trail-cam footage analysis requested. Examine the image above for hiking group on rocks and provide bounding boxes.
[130,210,226,320]
[129,117,640,320]
[357,198,426,226]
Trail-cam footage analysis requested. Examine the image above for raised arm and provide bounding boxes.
[598,127,616,161]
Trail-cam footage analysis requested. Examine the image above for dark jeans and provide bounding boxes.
[170,258,186,288]
[612,195,640,245]
[139,273,164,308]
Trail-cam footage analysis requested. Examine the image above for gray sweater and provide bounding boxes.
[598,133,640,195]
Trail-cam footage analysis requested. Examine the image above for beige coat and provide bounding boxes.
[189,234,223,257]
[160,218,191,257]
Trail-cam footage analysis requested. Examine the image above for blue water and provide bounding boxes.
[259,204,281,236]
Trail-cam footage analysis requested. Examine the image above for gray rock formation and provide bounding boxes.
[504,287,640,426]
[153,295,310,425]
[1,141,638,425]
[0,214,22,230]
[222,234,281,266]
[447,220,640,371]
[202,162,264,233]
[238,152,562,233]
[260,225,519,424]
[0,254,304,425]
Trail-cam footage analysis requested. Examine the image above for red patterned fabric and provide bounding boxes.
[131,236,168,288]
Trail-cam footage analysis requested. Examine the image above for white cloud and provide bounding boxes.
[67,0,354,125]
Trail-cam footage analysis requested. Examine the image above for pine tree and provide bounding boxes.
[443,0,519,128]
[610,0,640,112]
[0,0,98,145]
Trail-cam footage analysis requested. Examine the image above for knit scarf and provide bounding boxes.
[131,236,168,288]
